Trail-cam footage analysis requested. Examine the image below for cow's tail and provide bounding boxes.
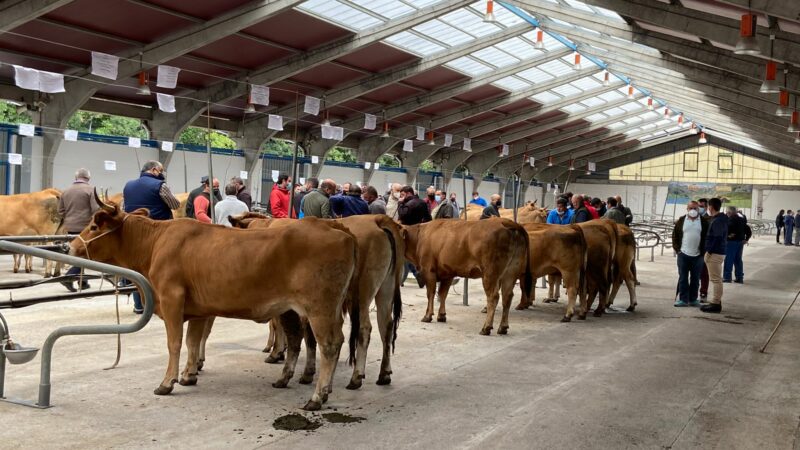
[573,224,588,300]
[504,221,533,299]
[376,216,404,353]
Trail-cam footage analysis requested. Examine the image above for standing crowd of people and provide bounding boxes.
[775,209,800,246]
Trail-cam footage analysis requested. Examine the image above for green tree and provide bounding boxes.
[260,138,298,156]
[326,146,357,163]
[377,153,400,168]
[420,159,437,172]
[179,127,236,149]
[0,101,33,124]
[67,111,147,138]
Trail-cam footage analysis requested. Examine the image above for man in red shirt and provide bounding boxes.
[192,178,220,224]
[584,197,599,219]
[270,173,294,218]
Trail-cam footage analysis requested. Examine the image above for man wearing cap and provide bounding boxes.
[186,176,222,219]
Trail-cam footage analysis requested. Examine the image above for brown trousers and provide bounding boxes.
[703,253,725,305]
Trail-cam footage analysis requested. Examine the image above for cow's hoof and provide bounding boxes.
[627,305,636,312]
[421,316,432,323]
[197,359,204,371]
[376,372,392,386]
[43,273,51,279]
[322,392,329,403]
[272,378,290,389]
[261,346,270,353]
[153,384,173,396]
[346,378,362,390]
[481,306,487,313]
[577,313,587,321]
[436,314,446,323]
[479,327,492,336]
[498,326,509,335]
[12,268,18,274]
[265,353,284,364]
[561,316,572,323]
[298,371,315,385]
[25,268,31,273]
[593,310,603,317]
[178,375,197,386]
[303,400,322,411]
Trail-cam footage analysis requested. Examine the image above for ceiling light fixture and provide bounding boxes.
[734,12,760,55]
[535,29,544,49]
[698,131,707,144]
[777,90,792,116]
[484,0,496,23]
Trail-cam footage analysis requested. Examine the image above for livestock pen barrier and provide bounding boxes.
[0,237,154,408]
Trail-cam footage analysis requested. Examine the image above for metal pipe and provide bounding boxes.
[760,290,800,353]
[0,235,74,242]
[461,167,468,307]
[0,287,137,309]
[0,240,154,408]
[288,92,300,220]
[206,100,216,224]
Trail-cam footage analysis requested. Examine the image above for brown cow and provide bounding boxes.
[575,219,618,320]
[461,201,547,224]
[515,223,587,322]
[603,223,637,312]
[402,218,532,335]
[229,212,405,389]
[0,189,63,275]
[70,195,359,411]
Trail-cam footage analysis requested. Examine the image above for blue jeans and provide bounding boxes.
[723,241,744,282]
[121,278,143,312]
[403,262,419,281]
[677,252,704,303]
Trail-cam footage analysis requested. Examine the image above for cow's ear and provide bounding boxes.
[400,227,408,241]
[130,208,150,217]
[92,209,118,229]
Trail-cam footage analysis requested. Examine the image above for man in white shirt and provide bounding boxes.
[215,183,249,227]
[671,201,709,307]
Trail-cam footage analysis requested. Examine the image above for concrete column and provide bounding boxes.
[651,185,658,216]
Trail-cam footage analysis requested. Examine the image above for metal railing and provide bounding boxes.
[0,238,154,408]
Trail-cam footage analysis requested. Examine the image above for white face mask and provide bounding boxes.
[687,209,699,218]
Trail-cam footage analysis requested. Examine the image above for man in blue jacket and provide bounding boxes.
[546,197,573,225]
[700,197,728,314]
[330,184,369,217]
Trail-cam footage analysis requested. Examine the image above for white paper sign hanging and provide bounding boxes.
[321,124,343,140]
[64,129,78,141]
[240,170,248,180]
[156,65,180,89]
[271,170,279,182]
[13,66,39,90]
[267,114,283,131]
[588,161,596,172]
[250,85,269,106]
[365,162,371,169]
[7,153,22,165]
[156,93,176,113]
[128,137,141,148]
[501,144,509,156]
[416,126,425,141]
[311,155,319,164]
[104,160,117,171]
[529,156,535,167]
[403,139,413,152]
[463,138,472,152]
[38,71,65,93]
[364,114,376,130]
[332,126,344,141]
[91,52,119,80]
[374,163,380,170]
[18,123,35,137]
[161,141,173,152]
[303,96,320,116]
[444,134,453,147]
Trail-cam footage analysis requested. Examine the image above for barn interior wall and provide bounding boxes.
[445,177,474,208]
[477,181,501,202]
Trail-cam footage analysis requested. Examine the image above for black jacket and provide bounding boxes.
[186,185,221,218]
[480,204,500,220]
[776,213,784,229]
[570,206,591,224]
[236,187,252,211]
[398,195,432,225]
[727,214,747,242]
[672,215,709,255]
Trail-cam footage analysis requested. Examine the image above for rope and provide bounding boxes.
[759,289,800,353]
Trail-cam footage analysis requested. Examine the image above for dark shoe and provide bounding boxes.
[734,280,743,284]
[80,281,91,290]
[688,300,701,307]
[722,279,732,283]
[700,303,721,314]
[60,281,77,292]
[133,308,144,315]
[674,300,689,307]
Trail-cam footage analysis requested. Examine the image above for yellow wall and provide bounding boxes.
[610,143,800,186]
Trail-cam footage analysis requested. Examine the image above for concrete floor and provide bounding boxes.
[1,235,799,449]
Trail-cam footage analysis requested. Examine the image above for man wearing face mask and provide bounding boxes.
[697,198,709,217]
[270,173,294,218]
[385,183,402,219]
[186,176,222,219]
[122,160,180,313]
[433,191,458,219]
[424,186,438,212]
[547,197,573,224]
[192,177,220,224]
[480,194,502,219]
[700,197,728,314]
[470,191,488,207]
[672,201,708,307]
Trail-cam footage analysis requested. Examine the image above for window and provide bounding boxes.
[718,153,733,173]
[684,152,699,172]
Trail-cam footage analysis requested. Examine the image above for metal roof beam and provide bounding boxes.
[0,0,74,32]
[715,0,800,23]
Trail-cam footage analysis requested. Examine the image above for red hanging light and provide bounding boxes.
[760,60,780,93]
[734,13,760,55]
[777,90,791,116]
[627,84,634,99]
[535,29,544,49]
[602,70,610,87]
[136,71,150,95]
[573,52,582,70]
[380,121,390,138]
[698,131,707,144]
[647,97,654,110]
[789,111,800,132]
[484,0,496,23]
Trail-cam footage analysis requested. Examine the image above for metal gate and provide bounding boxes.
[414,171,444,195]
[259,155,309,208]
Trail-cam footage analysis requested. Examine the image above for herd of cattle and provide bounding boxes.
[1,189,637,410]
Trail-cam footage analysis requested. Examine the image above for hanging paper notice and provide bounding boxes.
[501,144,509,156]
[444,134,453,147]
[156,93,176,113]
[239,170,248,180]
[18,123,35,137]
[38,71,65,93]
[463,138,472,152]
[311,155,319,164]
[365,162,371,169]
[268,114,283,131]
[7,153,22,165]
[161,141,173,152]
[91,52,119,80]
[156,65,180,89]
[104,160,117,171]
[321,124,343,140]
[271,170,279,182]
[529,156,535,167]
[303,96,320,116]
[364,114,376,130]
[64,129,78,142]
[128,137,141,148]
[588,161,596,172]
[299,177,306,186]
[416,126,425,141]
[374,163,380,170]
[331,126,344,141]
[13,65,39,90]
[403,139,413,152]
[250,85,269,106]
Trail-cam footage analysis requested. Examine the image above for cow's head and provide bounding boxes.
[228,211,270,229]
[70,189,148,264]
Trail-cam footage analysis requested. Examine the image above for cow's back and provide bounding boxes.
[524,223,585,274]
[417,219,515,277]
[0,189,62,236]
